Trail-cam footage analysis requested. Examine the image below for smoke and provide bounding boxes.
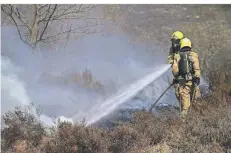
[1,27,171,125]
[1,56,31,114]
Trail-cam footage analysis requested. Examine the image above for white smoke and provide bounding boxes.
[1,56,53,124]
[1,56,31,114]
[1,27,172,126]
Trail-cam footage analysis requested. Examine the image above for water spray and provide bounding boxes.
[84,64,171,126]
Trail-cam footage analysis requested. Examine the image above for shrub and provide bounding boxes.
[43,121,110,153]
[108,123,150,153]
[1,105,45,152]
[131,111,172,145]
[164,102,231,153]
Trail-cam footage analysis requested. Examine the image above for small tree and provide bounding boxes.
[1,4,104,48]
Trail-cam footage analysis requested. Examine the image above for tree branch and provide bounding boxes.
[37,4,48,12]
[2,4,103,47]
[40,23,99,42]
[39,4,57,41]
[37,4,51,24]
[48,5,83,21]
[11,5,30,29]
[2,5,29,45]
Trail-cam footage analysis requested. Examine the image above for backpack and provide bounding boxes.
[178,51,194,81]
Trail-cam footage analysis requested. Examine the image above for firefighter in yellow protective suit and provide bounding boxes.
[168,31,184,64]
[172,38,201,118]
[168,31,184,102]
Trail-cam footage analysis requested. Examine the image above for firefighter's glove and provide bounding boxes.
[193,77,200,85]
[172,78,179,84]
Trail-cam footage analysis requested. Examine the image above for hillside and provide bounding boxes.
[1,4,231,153]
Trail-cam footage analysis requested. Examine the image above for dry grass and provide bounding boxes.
[2,83,231,153]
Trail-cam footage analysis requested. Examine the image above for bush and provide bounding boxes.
[108,123,150,153]
[43,121,110,153]
[163,101,231,153]
[130,111,172,145]
[1,105,45,152]
[1,97,231,153]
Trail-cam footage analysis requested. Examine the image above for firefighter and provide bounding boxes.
[168,31,184,64]
[172,38,201,119]
[168,31,184,102]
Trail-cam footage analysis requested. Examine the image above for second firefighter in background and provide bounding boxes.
[168,31,184,103]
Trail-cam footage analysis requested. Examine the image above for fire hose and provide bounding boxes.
[149,83,174,112]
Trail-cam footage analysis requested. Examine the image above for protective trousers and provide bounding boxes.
[176,82,200,115]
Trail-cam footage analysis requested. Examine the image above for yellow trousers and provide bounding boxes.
[176,83,200,111]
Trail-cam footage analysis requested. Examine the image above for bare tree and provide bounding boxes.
[1,4,105,48]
